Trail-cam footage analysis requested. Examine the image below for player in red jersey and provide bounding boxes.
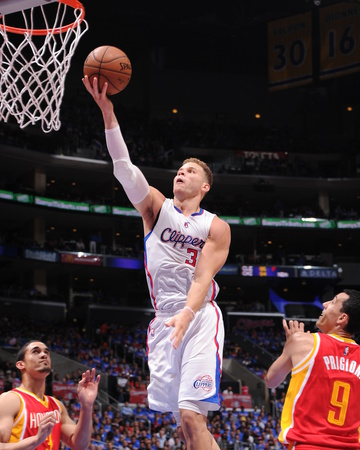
[0,340,100,450]
[266,289,360,449]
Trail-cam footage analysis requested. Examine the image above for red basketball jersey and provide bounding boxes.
[9,388,62,450]
[280,333,360,449]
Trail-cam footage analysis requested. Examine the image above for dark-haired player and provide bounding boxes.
[266,289,360,449]
[0,340,100,450]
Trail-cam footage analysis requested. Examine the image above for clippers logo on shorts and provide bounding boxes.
[193,375,213,391]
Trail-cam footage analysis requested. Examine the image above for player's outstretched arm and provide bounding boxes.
[83,75,165,223]
[265,320,314,388]
[60,369,100,450]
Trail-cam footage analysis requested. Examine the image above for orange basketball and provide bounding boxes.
[83,46,132,95]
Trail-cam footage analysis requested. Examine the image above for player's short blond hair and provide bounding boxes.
[182,157,213,187]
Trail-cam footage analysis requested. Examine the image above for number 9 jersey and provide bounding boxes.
[280,332,360,449]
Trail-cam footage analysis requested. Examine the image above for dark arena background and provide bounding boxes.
[0,1,360,449]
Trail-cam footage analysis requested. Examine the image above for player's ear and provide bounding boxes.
[338,312,349,327]
[202,182,210,195]
[16,360,25,371]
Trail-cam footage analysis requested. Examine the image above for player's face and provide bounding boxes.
[316,292,349,333]
[173,162,209,200]
[17,341,52,376]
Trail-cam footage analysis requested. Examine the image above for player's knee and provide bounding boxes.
[180,408,206,436]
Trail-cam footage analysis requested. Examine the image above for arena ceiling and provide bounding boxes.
[80,0,350,74]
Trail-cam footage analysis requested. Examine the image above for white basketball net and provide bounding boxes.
[0,2,88,133]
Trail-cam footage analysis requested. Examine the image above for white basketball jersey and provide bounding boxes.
[144,198,219,312]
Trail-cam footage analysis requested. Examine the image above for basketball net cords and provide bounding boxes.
[0,4,88,133]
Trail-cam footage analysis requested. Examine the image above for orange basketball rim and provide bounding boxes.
[0,0,85,35]
[0,0,88,132]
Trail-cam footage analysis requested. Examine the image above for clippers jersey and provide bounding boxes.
[280,333,360,449]
[144,198,218,312]
[8,388,62,450]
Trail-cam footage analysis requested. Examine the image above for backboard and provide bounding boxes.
[0,0,59,16]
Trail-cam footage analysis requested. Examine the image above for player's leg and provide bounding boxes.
[180,408,220,450]
[177,304,224,448]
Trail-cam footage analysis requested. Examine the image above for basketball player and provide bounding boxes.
[83,75,231,450]
[0,340,100,450]
[265,289,360,449]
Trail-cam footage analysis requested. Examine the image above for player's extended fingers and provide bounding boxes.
[170,331,181,350]
[38,412,56,437]
[40,412,56,426]
[282,318,289,331]
[288,320,306,335]
[79,369,91,385]
[37,423,55,444]
[82,75,101,99]
[90,76,109,97]
[292,320,304,331]
[288,320,299,331]
[283,319,293,340]
[82,75,93,92]
[90,77,101,96]
[89,367,100,383]
[164,317,175,328]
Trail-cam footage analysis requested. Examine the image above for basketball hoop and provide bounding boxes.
[0,0,88,133]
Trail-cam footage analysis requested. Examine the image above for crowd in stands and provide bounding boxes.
[1,101,359,180]
[223,326,285,381]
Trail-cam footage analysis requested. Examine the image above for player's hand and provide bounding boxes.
[35,412,57,445]
[82,75,113,113]
[283,319,308,340]
[77,368,101,408]
[165,308,194,350]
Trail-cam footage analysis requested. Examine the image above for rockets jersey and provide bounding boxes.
[9,388,62,450]
[280,332,360,449]
[144,198,218,312]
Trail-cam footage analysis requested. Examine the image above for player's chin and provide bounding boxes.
[39,367,52,374]
[173,184,184,195]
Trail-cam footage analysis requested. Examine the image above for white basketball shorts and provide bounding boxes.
[146,301,224,415]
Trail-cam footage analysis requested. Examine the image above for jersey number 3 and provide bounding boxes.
[328,380,350,426]
[186,248,198,267]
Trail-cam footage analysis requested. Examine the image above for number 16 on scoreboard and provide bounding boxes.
[319,3,360,80]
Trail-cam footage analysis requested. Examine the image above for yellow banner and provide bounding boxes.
[319,3,360,79]
[268,12,313,92]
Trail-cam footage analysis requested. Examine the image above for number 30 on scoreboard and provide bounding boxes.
[267,12,313,92]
